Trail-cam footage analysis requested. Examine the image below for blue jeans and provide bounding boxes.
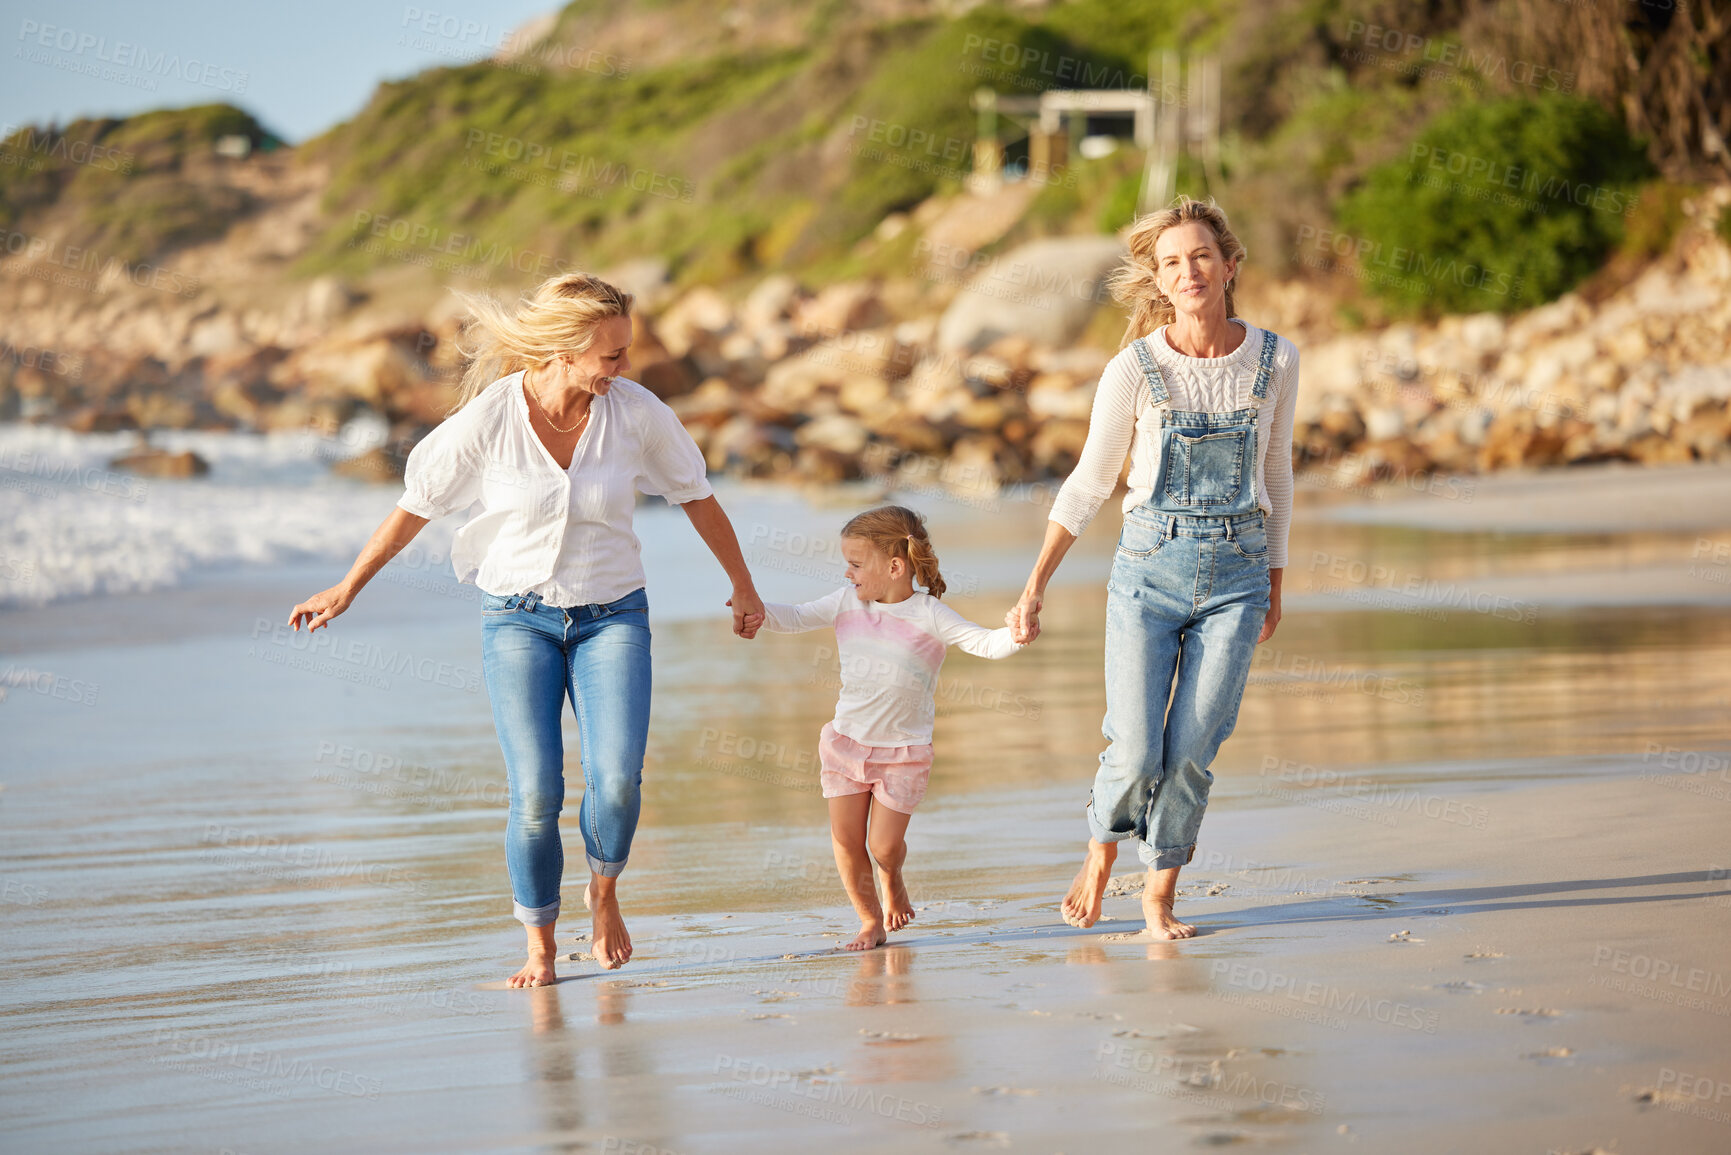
[1088,509,1270,870]
[480,587,651,926]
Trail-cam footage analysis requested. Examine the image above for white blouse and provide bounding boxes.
[396,372,713,606]
[761,587,1024,746]
[1047,321,1300,568]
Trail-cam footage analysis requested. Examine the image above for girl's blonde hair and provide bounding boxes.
[1108,195,1247,348]
[842,505,946,599]
[450,271,634,412]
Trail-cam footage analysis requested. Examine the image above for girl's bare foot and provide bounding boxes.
[510,922,559,988]
[587,876,632,969]
[878,863,914,931]
[844,921,887,951]
[1061,839,1118,928]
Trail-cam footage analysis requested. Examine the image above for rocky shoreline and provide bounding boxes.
[2,186,1728,497]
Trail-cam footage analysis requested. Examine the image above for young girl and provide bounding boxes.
[760,506,1025,950]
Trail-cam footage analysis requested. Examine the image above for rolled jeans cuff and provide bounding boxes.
[1084,800,1136,847]
[513,896,560,927]
[587,853,626,879]
[1138,841,1197,871]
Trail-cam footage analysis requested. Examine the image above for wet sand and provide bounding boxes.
[3,470,1730,1153]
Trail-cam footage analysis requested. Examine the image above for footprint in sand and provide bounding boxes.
[946,1132,1010,1147]
[1522,1046,1574,1061]
[971,1086,1038,1096]
[1388,930,1425,943]
[1495,1007,1562,1018]
[1434,980,1486,994]
[749,1012,794,1021]
[859,1029,922,1044]
[1464,950,1505,960]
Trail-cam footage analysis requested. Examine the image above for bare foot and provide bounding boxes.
[844,922,887,951]
[1142,892,1196,940]
[508,948,557,988]
[1061,840,1118,928]
[878,864,914,932]
[588,879,632,969]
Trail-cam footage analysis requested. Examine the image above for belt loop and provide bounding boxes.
[1224,520,1236,541]
[1165,515,1176,541]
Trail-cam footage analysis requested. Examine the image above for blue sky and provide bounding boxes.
[1,0,558,142]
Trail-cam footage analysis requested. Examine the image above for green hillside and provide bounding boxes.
[3,0,1720,317]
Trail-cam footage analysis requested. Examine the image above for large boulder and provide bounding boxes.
[936,236,1125,353]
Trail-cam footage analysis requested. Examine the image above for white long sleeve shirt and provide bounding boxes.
[1047,321,1300,568]
[396,372,713,604]
[762,587,1024,746]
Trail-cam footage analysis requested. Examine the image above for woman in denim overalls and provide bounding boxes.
[1011,197,1299,939]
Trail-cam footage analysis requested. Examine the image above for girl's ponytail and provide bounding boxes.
[842,505,947,599]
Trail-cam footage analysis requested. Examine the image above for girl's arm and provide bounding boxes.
[289,506,429,633]
[930,600,1025,660]
[679,494,765,639]
[760,587,847,634]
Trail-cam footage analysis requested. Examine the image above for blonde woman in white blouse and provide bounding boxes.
[1009,197,1299,940]
[289,273,765,986]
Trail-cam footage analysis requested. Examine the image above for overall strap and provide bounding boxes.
[1250,326,1280,407]
[1130,336,1171,408]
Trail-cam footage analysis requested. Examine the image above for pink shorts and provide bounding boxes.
[817,722,934,814]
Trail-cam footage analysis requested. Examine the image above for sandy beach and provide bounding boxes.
[4,463,1731,1153]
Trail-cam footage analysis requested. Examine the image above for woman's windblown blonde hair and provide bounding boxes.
[1108,195,1247,348]
[449,272,634,412]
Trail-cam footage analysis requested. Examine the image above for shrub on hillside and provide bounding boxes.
[1335,95,1651,314]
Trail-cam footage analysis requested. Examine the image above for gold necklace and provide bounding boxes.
[526,368,592,434]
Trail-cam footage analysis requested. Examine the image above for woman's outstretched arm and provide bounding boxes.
[678,495,765,639]
[1009,520,1077,644]
[289,507,430,633]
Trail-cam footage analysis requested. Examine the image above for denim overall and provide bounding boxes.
[1086,325,1279,870]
